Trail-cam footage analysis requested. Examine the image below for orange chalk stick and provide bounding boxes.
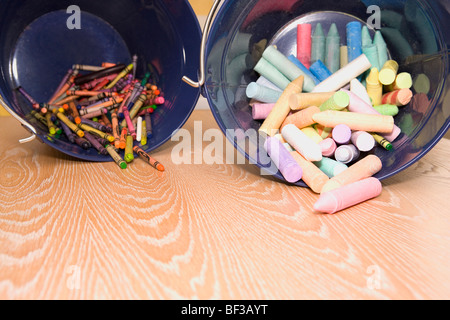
[289,92,335,110]
[281,106,320,130]
[381,89,413,106]
[321,155,382,194]
[290,151,329,194]
[259,76,304,136]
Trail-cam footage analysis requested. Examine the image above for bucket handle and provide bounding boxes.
[182,0,222,88]
[0,95,37,144]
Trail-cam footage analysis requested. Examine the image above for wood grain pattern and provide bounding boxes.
[0,110,449,300]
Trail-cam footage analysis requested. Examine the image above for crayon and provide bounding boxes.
[289,92,335,111]
[74,64,126,86]
[252,103,275,120]
[48,69,74,104]
[297,24,312,69]
[59,120,77,144]
[111,112,121,149]
[72,64,105,72]
[262,46,316,92]
[105,64,134,89]
[80,118,110,133]
[141,120,148,146]
[68,101,81,124]
[319,91,350,112]
[78,123,115,143]
[379,60,399,85]
[282,124,322,162]
[314,157,348,178]
[246,82,282,104]
[136,116,143,143]
[313,111,395,134]
[332,124,352,145]
[381,89,413,106]
[290,151,329,194]
[325,23,341,73]
[311,23,325,66]
[254,57,291,90]
[125,135,135,163]
[49,74,77,105]
[145,113,153,138]
[259,76,304,136]
[119,127,127,149]
[56,112,84,138]
[280,106,320,130]
[320,155,383,194]
[84,131,108,155]
[309,60,333,82]
[122,106,136,139]
[16,86,40,110]
[264,136,303,183]
[45,112,58,135]
[366,68,383,106]
[133,146,165,172]
[319,138,337,158]
[314,177,383,214]
[312,54,372,93]
[105,145,127,169]
[334,144,360,164]
[371,133,393,151]
[346,22,362,63]
[74,136,91,150]
[351,131,376,152]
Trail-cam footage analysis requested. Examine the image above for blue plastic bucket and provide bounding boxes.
[0,0,202,161]
[194,0,450,186]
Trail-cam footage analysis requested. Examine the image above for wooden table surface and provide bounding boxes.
[0,110,449,300]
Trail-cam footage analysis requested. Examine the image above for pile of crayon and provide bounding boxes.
[247,20,414,214]
[17,59,165,172]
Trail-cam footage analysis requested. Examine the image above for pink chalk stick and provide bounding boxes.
[314,177,383,214]
[252,103,276,120]
[297,24,312,69]
[319,138,337,157]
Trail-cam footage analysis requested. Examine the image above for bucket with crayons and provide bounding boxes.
[184,0,450,187]
[0,0,449,188]
[0,0,202,162]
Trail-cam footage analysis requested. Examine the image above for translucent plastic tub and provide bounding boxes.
[197,0,450,186]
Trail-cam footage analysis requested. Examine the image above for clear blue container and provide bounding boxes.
[1,0,449,188]
[0,0,202,161]
[194,0,450,186]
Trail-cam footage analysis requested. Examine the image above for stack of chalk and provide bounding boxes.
[17,58,165,171]
[248,21,413,214]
